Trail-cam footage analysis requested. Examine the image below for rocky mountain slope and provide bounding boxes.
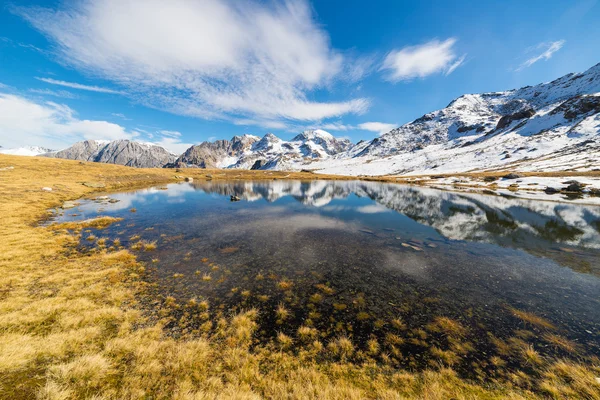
[0,146,54,156]
[42,139,176,168]
[172,129,351,169]
[311,62,600,175]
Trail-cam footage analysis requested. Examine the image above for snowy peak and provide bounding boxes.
[175,130,352,170]
[0,146,54,156]
[351,61,600,161]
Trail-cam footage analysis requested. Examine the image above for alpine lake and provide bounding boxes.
[49,180,600,381]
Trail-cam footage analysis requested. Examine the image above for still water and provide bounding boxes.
[53,180,600,377]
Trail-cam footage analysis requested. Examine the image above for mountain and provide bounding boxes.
[170,134,260,168]
[311,62,600,176]
[42,140,176,168]
[0,146,54,156]
[172,129,351,169]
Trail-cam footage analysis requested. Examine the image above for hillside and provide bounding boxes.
[311,63,600,175]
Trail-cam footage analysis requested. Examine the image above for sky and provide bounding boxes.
[0,0,599,153]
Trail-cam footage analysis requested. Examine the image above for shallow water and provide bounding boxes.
[52,180,600,376]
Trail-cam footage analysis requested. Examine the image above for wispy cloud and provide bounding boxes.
[314,121,397,135]
[111,112,130,120]
[15,0,369,128]
[445,54,467,76]
[381,38,467,81]
[516,40,565,71]
[29,88,79,99]
[35,77,124,94]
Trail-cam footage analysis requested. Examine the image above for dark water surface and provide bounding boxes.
[52,180,600,376]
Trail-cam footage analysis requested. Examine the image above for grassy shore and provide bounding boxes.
[1,154,599,399]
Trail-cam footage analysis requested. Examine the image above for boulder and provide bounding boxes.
[564,181,585,192]
[545,187,560,194]
[230,195,240,202]
[185,177,194,182]
[502,173,521,179]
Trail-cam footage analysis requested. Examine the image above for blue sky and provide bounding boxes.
[0,0,599,152]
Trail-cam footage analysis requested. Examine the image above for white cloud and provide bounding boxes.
[0,92,134,149]
[15,0,368,127]
[29,88,79,99]
[358,122,397,135]
[381,38,466,81]
[517,40,565,71]
[36,77,124,94]
[151,132,193,154]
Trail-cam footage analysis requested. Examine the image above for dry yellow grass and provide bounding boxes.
[1,155,600,399]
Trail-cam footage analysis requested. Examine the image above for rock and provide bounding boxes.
[495,108,536,130]
[589,188,600,196]
[41,187,53,192]
[230,195,240,202]
[563,181,585,192]
[251,159,266,170]
[96,196,109,200]
[108,199,120,203]
[62,201,79,209]
[502,173,521,179]
[82,182,106,188]
[483,176,497,182]
[545,187,560,194]
[185,177,194,182]
[359,229,374,235]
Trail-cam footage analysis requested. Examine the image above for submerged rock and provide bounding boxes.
[62,201,78,209]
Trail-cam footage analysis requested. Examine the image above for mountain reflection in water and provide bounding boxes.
[52,180,600,379]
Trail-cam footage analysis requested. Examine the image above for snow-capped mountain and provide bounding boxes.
[311,62,600,176]
[42,139,176,168]
[0,146,54,156]
[173,129,352,170]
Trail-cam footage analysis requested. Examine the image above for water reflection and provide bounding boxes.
[52,180,600,378]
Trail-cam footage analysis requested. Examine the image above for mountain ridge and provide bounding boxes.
[5,62,600,175]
